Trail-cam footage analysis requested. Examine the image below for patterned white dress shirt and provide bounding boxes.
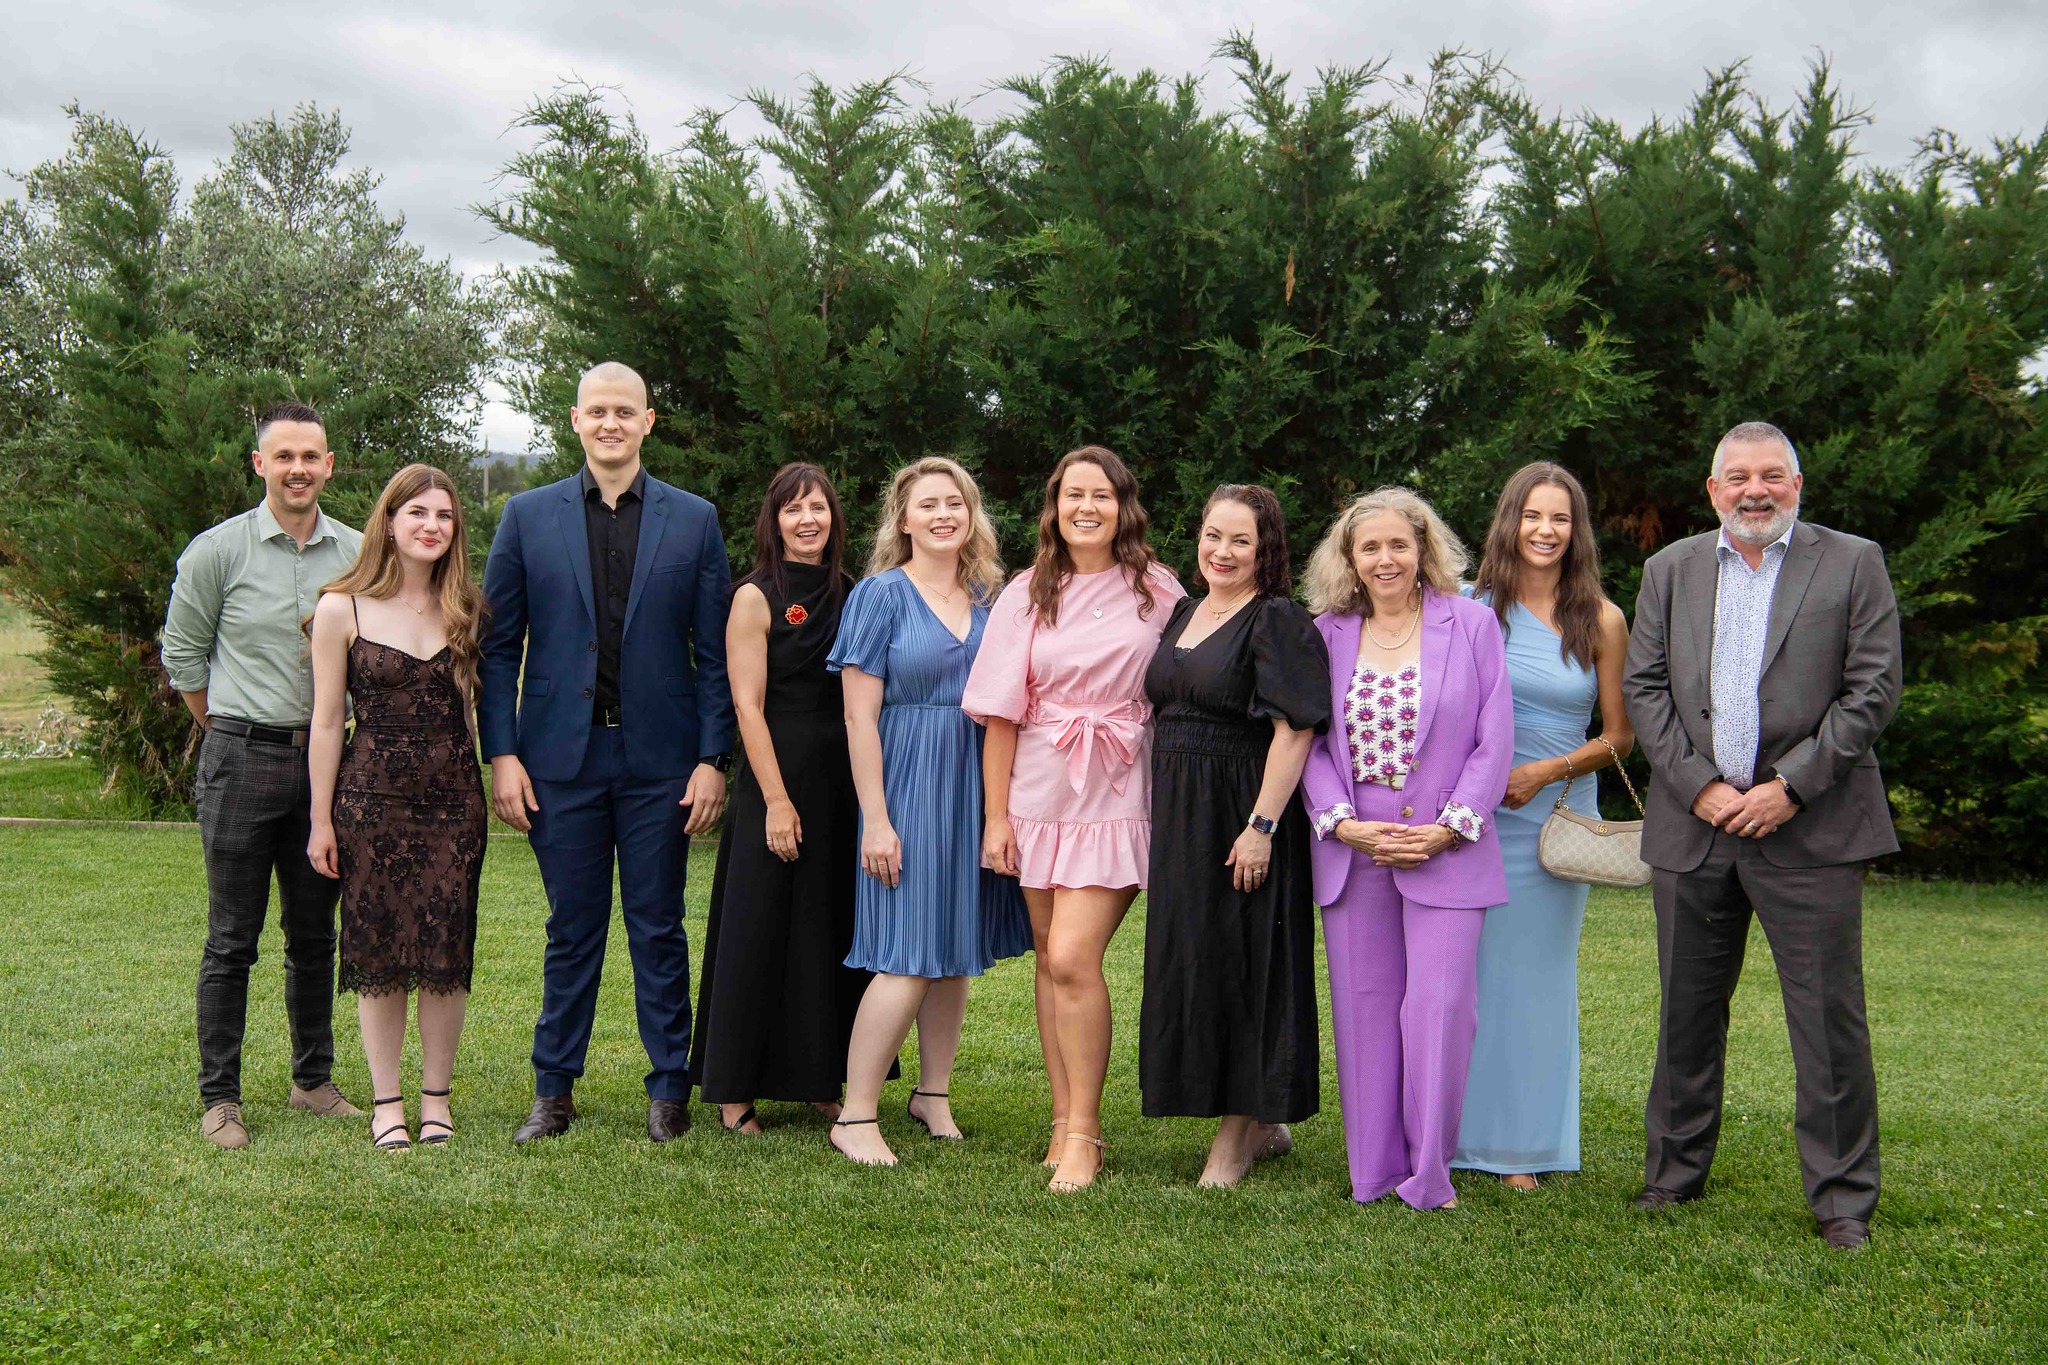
[1710,520,1795,790]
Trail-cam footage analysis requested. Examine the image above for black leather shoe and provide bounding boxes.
[513,1095,576,1145]
[1818,1217,1870,1252]
[647,1099,692,1143]
[1630,1185,1699,1211]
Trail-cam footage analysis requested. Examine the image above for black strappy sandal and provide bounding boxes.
[370,1096,411,1152]
[417,1087,453,1147]
[721,1105,761,1133]
[907,1088,963,1141]
[828,1115,901,1166]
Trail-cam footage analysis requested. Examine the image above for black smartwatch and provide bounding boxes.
[708,752,736,774]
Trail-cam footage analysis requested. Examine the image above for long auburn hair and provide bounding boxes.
[1199,484,1292,598]
[317,464,486,699]
[1473,462,1608,669]
[747,462,846,608]
[867,456,1005,603]
[1302,486,1469,616]
[1026,445,1161,627]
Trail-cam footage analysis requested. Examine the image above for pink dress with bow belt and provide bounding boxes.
[963,563,1184,890]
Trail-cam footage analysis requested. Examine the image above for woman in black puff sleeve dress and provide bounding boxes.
[1139,485,1331,1188]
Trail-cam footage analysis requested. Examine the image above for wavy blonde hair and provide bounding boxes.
[317,464,486,698]
[1303,485,1470,616]
[867,456,1005,603]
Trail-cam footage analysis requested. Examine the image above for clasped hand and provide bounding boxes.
[1692,779,1798,840]
[1336,819,1457,867]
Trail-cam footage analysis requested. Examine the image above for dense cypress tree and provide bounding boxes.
[0,106,498,808]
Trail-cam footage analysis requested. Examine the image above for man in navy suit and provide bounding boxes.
[481,361,735,1144]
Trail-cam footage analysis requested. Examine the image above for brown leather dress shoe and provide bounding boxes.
[1818,1217,1870,1252]
[647,1099,691,1142]
[201,1102,250,1150]
[289,1081,365,1117]
[513,1095,577,1145]
[1630,1186,1699,1211]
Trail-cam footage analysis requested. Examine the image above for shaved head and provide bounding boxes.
[577,361,649,407]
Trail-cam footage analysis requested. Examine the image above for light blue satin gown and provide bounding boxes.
[1453,596,1597,1175]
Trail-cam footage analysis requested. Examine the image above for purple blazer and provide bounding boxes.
[1299,589,1514,909]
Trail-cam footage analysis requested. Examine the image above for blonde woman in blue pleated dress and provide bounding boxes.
[1454,463,1634,1189]
[825,458,1031,1167]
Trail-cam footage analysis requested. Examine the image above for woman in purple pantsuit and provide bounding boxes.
[1299,487,1514,1210]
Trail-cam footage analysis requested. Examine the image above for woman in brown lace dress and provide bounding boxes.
[308,464,488,1151]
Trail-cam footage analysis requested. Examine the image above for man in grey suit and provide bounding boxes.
[1623,421,1902,1252]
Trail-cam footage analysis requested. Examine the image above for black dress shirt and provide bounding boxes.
[582,466,645,719]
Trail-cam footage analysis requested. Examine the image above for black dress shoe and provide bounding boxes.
[1630,1185,1699,1211]
[647,1099,692,1143]
[513,1095,576,1145]
[1818,1217,1870,1252]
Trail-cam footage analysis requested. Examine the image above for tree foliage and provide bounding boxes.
[489,44,2046,875]
[0,105,500,809]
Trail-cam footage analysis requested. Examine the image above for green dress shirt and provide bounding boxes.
[161,501,364,727]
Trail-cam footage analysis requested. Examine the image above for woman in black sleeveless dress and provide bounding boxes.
[1139,485,1330,1187]
[690,464,868,1130]
[308,464,488,1152]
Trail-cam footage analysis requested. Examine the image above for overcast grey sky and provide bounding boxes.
[5,0,2045,450]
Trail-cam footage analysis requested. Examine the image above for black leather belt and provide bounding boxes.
[210,716,310,748]
[594,704,623,728]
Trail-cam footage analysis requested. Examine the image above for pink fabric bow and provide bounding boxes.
[1033,698,1146,796]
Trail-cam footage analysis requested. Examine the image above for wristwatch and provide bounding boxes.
[1245,813,1277,835]
[1775,774,1804,806]
[708,752,736,774]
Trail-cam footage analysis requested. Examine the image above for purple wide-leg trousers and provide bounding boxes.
[1322,845,1486,1210]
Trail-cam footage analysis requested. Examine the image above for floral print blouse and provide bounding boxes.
[1311,656,1487,844]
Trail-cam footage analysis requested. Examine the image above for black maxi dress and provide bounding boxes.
[1138,594,1331,1122]
[690,561,869,1104]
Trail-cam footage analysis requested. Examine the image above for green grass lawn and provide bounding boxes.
[1,828,2042,1361]
[0,600,55,729]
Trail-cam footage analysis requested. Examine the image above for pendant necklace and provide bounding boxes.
[1206,588,1254,621]
[904,566,960,603]
[1364,606,1419,650]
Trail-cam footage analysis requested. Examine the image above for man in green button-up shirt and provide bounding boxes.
[161,401,366,1149]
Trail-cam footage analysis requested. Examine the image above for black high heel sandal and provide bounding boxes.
[721,1105,760,1133]
[828,1115,897,1167]
[907,1089,962,1141]
[417,1087,453,1146]
[370,1096,411,1152]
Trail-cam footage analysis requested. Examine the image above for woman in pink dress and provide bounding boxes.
[964,445,1183,1192]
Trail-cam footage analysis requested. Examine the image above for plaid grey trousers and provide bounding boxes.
[193,727,342,1106]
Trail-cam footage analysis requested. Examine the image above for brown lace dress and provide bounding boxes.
[334,611,487,997]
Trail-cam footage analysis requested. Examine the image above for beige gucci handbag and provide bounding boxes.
[1536,738,1652,888]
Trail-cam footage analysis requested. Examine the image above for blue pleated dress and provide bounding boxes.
[1452,597,1597,1175]
[828,569,1032,978]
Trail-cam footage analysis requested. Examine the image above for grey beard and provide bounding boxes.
[1722,498,1798,547]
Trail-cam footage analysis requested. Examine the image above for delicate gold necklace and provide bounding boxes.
[903,566,961,603]
[1205,588,1255,620]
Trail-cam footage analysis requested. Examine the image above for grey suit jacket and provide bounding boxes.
[1623,521,1902,872]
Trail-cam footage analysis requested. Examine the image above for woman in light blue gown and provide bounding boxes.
[1454,463,1634,1189]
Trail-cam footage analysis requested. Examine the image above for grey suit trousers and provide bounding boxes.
[1646,829,1880,1222]
[193,727,342,1106]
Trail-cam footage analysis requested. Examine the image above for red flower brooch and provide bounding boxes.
[784,603,809,626]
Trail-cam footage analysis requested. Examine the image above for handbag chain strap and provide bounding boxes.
[1553,736,1645,818]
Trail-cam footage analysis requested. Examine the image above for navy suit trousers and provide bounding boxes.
[528,726,694,1100]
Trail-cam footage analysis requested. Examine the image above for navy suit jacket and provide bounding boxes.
[480,471,736,783]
